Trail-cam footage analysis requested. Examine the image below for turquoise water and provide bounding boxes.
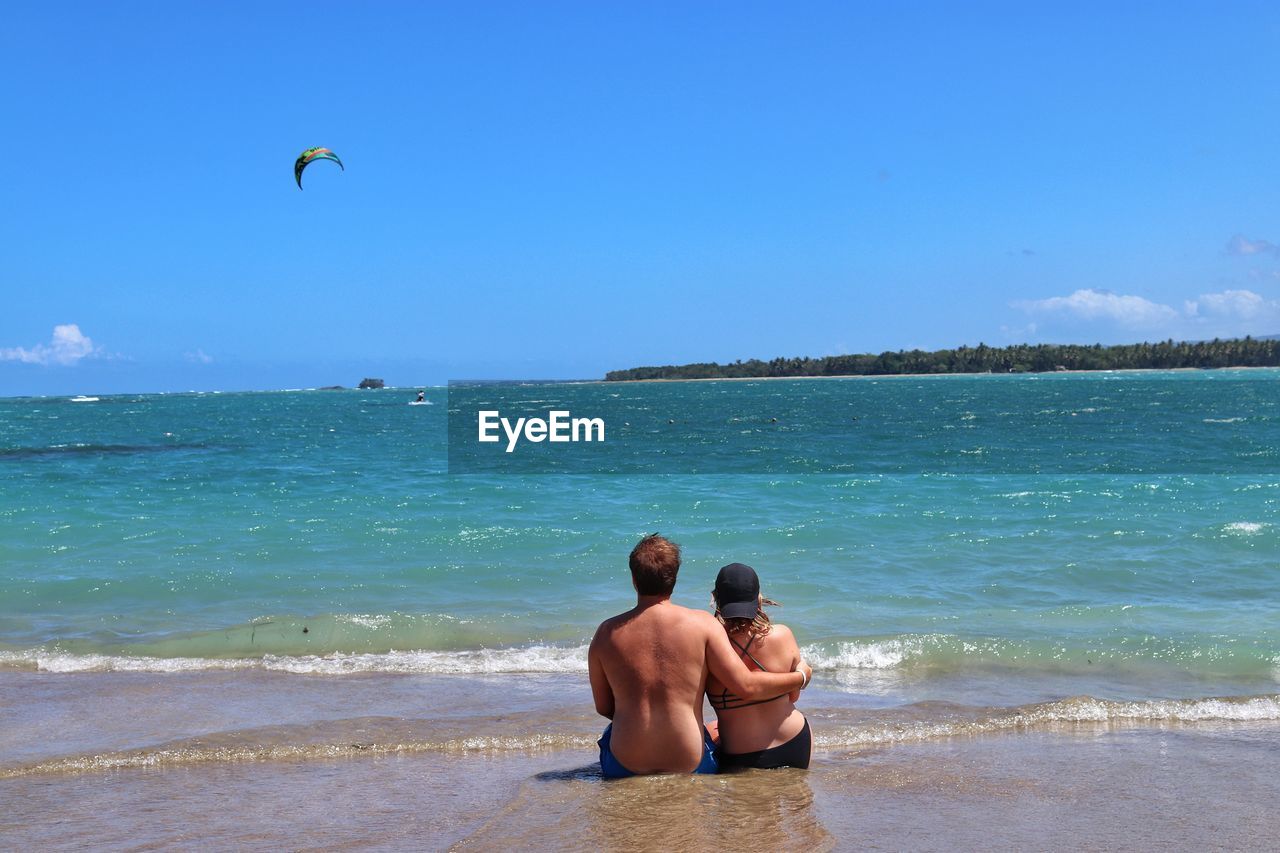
[1,373,1277,700]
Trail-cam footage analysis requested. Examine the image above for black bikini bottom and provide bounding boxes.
[718,717,811,770]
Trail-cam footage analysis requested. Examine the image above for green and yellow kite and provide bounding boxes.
[294,147,344,189]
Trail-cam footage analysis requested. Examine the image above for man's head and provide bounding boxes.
[629,534,680,596]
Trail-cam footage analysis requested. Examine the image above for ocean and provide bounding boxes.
[2,372,1278,849]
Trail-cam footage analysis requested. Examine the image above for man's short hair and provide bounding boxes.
[629,534,680,596]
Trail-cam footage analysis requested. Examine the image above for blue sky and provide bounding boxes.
[4,1,1280,394]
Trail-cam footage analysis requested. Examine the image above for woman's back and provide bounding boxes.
[707,562,812,770]
[706,623,807,758]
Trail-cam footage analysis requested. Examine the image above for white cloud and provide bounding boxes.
[185,349,214,364]
[999,322,1038,340]
[0,324,99,366]
[1226,234,1280,257]
[1013,289,1179,328]
[1014,288,1280,340]
[1184,289,1270,320]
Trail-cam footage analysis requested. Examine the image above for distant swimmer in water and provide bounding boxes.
[416,391,425,403]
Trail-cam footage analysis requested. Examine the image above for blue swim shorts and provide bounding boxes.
[598,723,718,778]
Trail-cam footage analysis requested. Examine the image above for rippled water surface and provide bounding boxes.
[2,374,1276,692]
[3,373,1278,847]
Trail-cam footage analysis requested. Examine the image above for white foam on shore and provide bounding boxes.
[0,637,930,676]
[6,692,1277,779]
[0,732,595,779]
[802,640,915,669]
[0,645,591,675]
[1034,694,1280,723]
[262,646,589,675]
[3,640,909,676]
[0,652,250,674]
[4,637,1275,679]
[815,694,1280,748]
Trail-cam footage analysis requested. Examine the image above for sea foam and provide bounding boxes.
[5,692,1277,780]
[0,645,592,675]
[1223,521,1267,535]
[802,639,915,669]
[814,694,1280,749]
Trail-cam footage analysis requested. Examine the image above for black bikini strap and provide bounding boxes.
[729,634,771,673]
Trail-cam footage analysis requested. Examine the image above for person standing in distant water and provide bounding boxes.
[589,535,812,778]
[416,390,425,403]
[705,563,812,770]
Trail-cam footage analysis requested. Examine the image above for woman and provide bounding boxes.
[705,562,812,770]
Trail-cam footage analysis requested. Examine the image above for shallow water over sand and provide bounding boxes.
[4,668,1279,774]
[4,722,1277,850]
[3,671,1278,849]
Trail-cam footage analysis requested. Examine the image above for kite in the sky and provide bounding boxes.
[294,147,344,189]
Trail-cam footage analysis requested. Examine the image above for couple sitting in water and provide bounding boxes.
[589,534,813,777]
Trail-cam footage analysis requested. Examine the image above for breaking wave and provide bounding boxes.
[814,694,1280,748]
[2,629,1276,679]
[0,644,592,675]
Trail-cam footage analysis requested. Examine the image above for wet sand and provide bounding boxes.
[2,670,1278,850]
[4,725,1277,851]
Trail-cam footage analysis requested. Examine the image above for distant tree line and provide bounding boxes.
[604,337,1280,381]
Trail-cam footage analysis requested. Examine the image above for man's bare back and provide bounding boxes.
[590,599,723,772]
[589,535,810,777]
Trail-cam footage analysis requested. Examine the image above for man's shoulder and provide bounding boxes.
[668,604,718,631]
[593,604,717,637]
[593,610,633,636]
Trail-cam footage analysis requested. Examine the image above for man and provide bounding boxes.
[589,534,812,777]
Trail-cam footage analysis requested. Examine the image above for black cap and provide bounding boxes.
[714,563,760,620]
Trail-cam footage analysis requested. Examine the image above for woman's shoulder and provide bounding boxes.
[759,623,799,657]
[767,623,796,643]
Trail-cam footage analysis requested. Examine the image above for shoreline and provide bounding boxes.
[4,667,1278,778]
[4,665,1279,849]
[6,365,1278,402]
[599,364,1280,384]
[4,688,1277,849]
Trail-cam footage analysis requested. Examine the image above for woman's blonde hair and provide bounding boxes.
[712,593,780,637]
